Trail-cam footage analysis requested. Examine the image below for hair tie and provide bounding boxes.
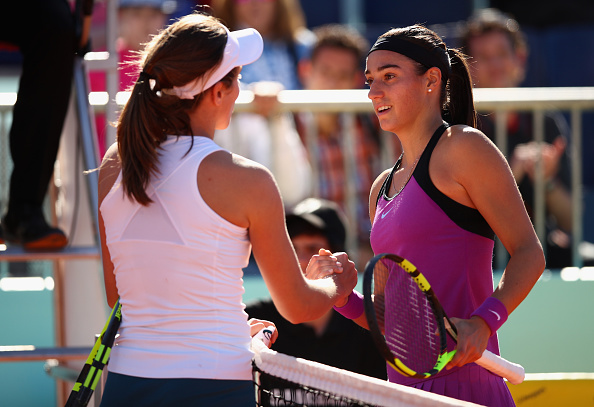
[138,71,157,91]
[444,49,457,79]
[138,71,152,82]
[447,48,457,62]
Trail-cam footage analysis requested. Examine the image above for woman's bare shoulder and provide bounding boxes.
[442,125,495,152]
[204,151,277,189]
[437,124,504,168]
[199,151,284,227]
[98,142,122,202]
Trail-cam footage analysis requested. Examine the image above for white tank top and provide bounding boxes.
[100,136,253,380]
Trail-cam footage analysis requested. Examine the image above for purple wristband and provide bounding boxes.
[470,297,508,336]
[333,290,364,320]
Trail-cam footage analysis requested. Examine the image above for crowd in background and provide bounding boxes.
[186,0,594,268]
[0,1,591,402]
[0,0,592,267]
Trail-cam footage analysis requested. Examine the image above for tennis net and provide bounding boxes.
[251,335,482,407]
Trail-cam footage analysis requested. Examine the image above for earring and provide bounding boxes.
[428,88,432,93]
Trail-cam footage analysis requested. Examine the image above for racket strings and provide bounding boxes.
[374,260,443,375]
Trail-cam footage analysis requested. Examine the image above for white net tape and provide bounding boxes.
[251,336,483,407]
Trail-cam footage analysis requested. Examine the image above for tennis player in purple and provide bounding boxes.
[332,25,545,406]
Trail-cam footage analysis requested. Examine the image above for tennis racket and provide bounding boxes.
[363,253,525,384]
[65,299,122,407]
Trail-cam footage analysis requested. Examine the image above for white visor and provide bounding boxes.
[162,27,263,99]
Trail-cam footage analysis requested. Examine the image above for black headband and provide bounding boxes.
[368,36,452,79]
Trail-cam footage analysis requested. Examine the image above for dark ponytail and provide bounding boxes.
[117,13,227,205]
[444,48,476,127]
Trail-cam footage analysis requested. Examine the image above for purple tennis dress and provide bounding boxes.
[370,123,515,406]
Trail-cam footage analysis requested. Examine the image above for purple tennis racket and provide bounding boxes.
[363,253,525,384]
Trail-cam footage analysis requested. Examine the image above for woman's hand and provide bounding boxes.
[510,137,565,184]
[305,249,358,307]
[251,81,284,117]
[248,318,279,346]
[446,316,491,369]
[332,252,358,307]
[304,248,344,280]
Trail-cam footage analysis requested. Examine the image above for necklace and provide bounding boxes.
[391,153,421,197]
[389,124,445,197]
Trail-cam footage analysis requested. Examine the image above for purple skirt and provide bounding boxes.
[401,364,516,407]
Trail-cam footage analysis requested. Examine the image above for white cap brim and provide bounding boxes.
[163,27,263,99]
[231,28,264,68]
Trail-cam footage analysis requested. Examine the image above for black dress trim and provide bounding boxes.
[377,123,495,240]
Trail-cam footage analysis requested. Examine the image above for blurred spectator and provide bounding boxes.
[211,0,314,90]
[295,24,395,265]
[246,197,387,379]
[0,0,76,250]
[212,0,313,207]
[89,0,176,156]
[490,0,594,246]
[460,9,573,268]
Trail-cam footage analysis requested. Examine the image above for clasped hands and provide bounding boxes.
[304,248,358,308]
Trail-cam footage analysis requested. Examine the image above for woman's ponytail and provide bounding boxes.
[444,48,476,128]
[118,73,167,205]
[116,13,228,205]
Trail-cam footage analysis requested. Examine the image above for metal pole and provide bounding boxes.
[571,109,584,267]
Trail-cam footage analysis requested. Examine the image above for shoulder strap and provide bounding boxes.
[413,122,495,240]
[375,153,403,208]
[415,122,450,170]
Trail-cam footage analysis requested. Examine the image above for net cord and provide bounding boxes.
[251,335,482,407]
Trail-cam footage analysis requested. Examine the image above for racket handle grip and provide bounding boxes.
[476,350,525,384]
[253,327,276,348]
